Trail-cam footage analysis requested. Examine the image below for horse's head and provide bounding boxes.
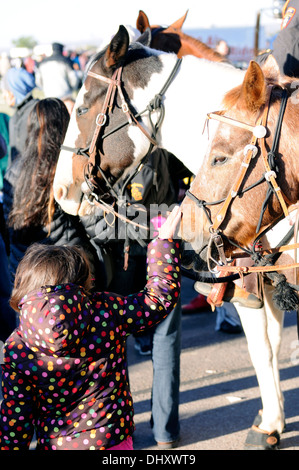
[180,57,298,269]
[53,25,161,216]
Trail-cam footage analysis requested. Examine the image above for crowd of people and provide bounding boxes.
[0,0,298,451]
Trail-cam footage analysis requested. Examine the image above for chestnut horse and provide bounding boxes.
[53,25,293,449]
[180,59,298,274]
[180,58,299,446]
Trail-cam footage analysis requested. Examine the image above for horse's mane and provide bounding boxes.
[176,30,227,62]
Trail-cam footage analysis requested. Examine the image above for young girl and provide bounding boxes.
[0,206,182,451]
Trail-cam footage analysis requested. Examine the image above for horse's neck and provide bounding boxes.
[178,33,225,62]
[154,55,245,174]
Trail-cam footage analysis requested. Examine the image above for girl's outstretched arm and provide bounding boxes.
[157,205,182,240]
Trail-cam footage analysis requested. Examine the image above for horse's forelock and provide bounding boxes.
[83,48,111,81]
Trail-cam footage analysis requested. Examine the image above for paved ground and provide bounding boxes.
[128,275,299,451]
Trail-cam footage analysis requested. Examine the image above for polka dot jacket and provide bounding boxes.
[0,238,181,450]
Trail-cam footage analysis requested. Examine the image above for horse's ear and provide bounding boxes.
[136,10,150,33]
[240,60,267,112]
[137,28,152,47]
[104,25,129,68]
[170,10,189,30]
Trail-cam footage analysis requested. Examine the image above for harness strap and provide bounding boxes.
[88,68,122,155]
[207,112,267,137]
[258,88,290,225]
[208,115,263,233]
[202,85,290,236]
[87,67,157,149]
[216,259,299,274]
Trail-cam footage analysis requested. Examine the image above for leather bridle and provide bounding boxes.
[61,57,182,207]
[61,66,156,203]
[185,85,294,273]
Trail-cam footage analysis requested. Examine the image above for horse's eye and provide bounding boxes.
[77,107,89,117]
[211,156,228,166]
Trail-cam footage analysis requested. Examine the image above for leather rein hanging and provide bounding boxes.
[186,84,299,276]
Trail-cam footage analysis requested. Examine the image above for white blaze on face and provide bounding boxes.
[53,84,87,215]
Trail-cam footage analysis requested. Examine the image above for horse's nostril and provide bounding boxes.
[55,185,67,201]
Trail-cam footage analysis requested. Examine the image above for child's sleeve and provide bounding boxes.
[97,238,181,335]
[0,358,36,450]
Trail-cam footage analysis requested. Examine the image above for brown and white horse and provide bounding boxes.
[53,25,243,216]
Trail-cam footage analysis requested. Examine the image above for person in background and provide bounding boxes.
[62,95,75,115]
[2,65,37,165]
[0,113,10,201]
[0,126,9,247]
[35,42,80,98]
[24,56,36,77]
[272,0,299,77]
[215,39,231,59]
[182,291,210,314]
[0,206,181,450]
[0,232,17,343]
[0,53,10,80]
[0,134,17,342]
[256,0,299,78]
[3,98,104,290]
[0,134,7,160]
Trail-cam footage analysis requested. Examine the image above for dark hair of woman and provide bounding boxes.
[10,243,92,311]
[8,98,70,230]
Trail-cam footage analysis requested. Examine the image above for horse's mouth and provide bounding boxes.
[181,241,222,273]
[181,243,209,272]
[79,182,117,217]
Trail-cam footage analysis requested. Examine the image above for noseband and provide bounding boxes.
[186,85,290,270]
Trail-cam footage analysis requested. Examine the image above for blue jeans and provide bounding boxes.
[150,299,181,443]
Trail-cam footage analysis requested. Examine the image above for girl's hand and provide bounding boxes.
[157,205,182,240]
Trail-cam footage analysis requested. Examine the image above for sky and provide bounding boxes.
[1,0,280,51]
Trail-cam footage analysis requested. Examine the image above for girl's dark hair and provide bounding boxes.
[10,243,92,311]
[8,98,70,230]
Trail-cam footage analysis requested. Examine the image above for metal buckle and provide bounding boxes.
[96,113,107,126]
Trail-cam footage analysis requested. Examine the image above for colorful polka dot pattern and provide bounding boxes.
[0,238,181,450]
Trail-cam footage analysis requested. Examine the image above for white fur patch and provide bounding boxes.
[131,54,245,175]
[54,84,87,188]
